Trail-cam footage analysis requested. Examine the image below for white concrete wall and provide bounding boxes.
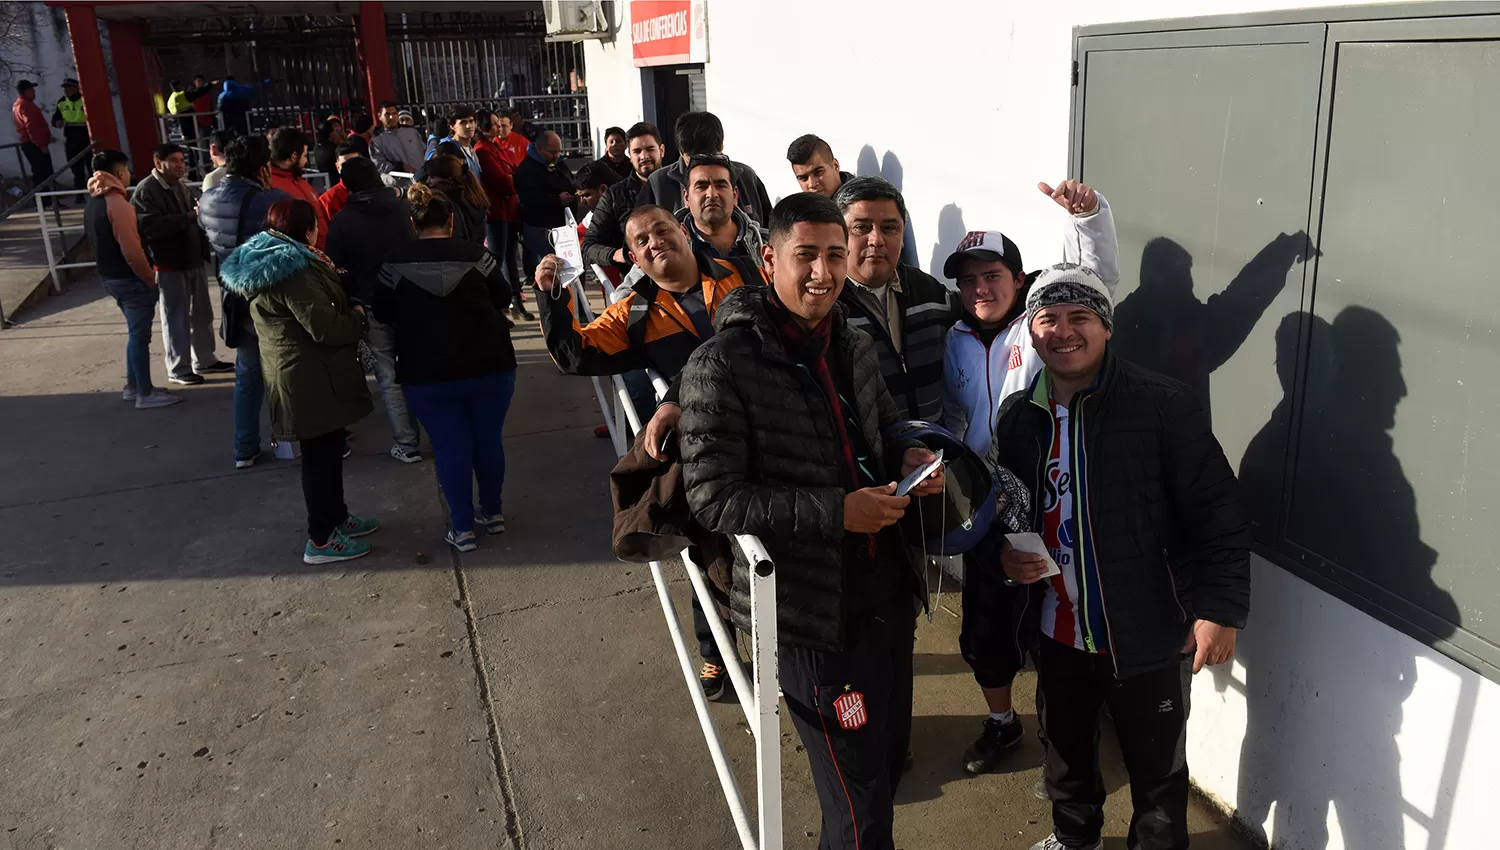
[581,2,1499,849]
[582,0,647,145]
[0,3,79,182]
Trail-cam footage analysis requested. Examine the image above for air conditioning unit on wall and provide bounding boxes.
[544,0,609,41]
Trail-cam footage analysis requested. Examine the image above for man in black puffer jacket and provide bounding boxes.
[988,263,1250,850]
[679,193,944,850]
[325,157,422,464]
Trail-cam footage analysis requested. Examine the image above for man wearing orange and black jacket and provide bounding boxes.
[534,202,765,701]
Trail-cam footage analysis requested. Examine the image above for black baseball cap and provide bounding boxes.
[16,80,36,93]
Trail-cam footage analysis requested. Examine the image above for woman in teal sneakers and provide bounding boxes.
[219,197,380,564]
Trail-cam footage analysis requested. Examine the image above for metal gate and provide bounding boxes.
[387,9,591,157]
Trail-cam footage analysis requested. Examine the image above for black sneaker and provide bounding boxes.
[199,361,235,374]
[699,662,728,702]
[168,373,205,385]
[963,715,1024,774]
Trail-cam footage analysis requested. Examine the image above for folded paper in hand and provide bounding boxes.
[549,208,583,289]
[1004,532,1062,579]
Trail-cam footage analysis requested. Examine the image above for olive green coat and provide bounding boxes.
[219,231,371,441]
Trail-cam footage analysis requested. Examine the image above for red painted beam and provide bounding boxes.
[63,6,119,153]
[356,1,395,116]
[104,19,159,177]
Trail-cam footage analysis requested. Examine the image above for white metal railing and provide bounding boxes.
[578,264,782,849]
[31,172,333,299]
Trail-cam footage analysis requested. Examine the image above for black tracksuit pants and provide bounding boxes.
[780,597,915,850]
[1037,637,1192,850]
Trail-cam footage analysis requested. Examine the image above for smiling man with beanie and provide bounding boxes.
[941,179,1119,779]
[990,262,1250,850]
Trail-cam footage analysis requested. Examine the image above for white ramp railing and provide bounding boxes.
[576,266,782,849]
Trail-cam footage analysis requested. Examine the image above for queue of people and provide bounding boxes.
[541,110,1251,850]
[84,100,574,568]
[80,95,1250,848]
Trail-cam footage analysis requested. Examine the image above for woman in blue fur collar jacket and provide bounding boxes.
[219,197,378,566]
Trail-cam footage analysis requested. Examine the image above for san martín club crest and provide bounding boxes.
[833,689,867,731]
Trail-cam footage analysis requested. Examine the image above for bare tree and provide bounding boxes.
[0,2,45,87]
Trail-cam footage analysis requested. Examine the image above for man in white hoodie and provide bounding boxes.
[943,179,1118,778]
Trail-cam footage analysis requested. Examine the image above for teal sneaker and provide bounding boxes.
[445,529,477,552]
[303,530,372,565]
[338,514,380,538]
[475,510,506,535]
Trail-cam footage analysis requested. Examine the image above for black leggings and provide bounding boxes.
[300,430,348,546]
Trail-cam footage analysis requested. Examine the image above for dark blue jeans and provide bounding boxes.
[233,333,264,461]
[521,224,553,287]
[486,220,527,311]
[403,371,517,535]
[102,277,159,395]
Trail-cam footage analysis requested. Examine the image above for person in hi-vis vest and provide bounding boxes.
[51,78,89,189]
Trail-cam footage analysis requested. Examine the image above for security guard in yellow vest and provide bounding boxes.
[50,78,89,188]
[166,76,217,168]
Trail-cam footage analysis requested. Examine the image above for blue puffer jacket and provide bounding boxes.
[199,175,290,265]
[199,175,290,347]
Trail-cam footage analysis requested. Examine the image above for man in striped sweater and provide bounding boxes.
[833,177,959,423]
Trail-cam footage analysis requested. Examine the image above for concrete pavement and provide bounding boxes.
[0,278,1258,849]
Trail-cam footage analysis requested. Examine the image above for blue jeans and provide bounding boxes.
[102,277,159,394]
[403,371,517,535]
[233,332,264,461]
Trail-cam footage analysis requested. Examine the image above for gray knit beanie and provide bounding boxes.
[1025,263,1113,331]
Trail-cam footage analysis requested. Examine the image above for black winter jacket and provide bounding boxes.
[325,188,415,305]
[582,172,652,273]
[678,287,924,652]
[838,265,958,423]
[131,171,209,270]
[988,349,1251,678]
[374,237,516,385]
[514,153,576,229]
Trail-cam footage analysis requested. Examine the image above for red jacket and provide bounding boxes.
[495,132,529,169]
[473,136,520,224]
[12,96,50,147]
[269,166,328,251]
[319,180,350,222]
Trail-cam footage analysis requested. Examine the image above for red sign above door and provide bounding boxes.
[631,1,708,67]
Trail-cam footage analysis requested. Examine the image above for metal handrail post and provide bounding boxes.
[680,549,757,726]
[745,535,782,850]
[648,557,758,850]
[36,193,59,294]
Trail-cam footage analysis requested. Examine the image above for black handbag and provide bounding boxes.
[218,185,261,349]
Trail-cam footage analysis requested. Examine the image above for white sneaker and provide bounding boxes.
[1030,835,1101,850]
[134,390,183,410]
[122,386,137,402]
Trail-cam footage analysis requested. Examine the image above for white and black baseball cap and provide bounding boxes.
[943,230,1024,279]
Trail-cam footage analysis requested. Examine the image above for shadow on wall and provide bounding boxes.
[855,144,918,267]
[1111,232,1309,424]
[1223,306,1462,850]
[929,203,968,281]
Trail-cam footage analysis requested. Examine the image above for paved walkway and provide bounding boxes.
[0,278,1257,849]
[0,193,88,325]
